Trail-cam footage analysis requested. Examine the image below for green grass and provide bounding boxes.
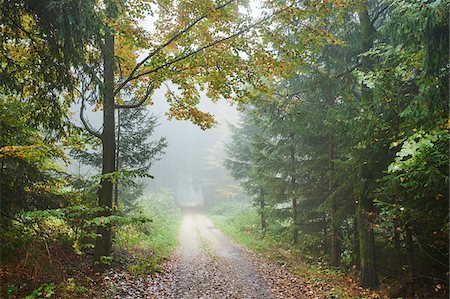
[114,190,181,273]
[209,201,282,256]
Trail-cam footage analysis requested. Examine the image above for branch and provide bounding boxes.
[155,0,171,14]
[115,0,237,95]
[115,83,155,109]
[370,5,389,26]
[334,61,362,79]
[80,96,103,139]
[127,9,287,83]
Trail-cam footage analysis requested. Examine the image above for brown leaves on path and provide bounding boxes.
[104,213,332,298]
[103,213,387,298]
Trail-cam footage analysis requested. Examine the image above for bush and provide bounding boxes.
[114,189,181,270]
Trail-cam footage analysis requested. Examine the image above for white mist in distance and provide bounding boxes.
[146,86,241,207]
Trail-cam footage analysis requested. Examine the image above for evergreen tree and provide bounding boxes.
[115,107,167,210]
[71,106,167,211]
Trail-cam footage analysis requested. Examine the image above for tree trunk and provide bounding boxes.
[292,196,298,244]
[392,198,403,273]
[114,109,121,208]
[393,221,402,272]
[405,226,415,297]
[93,20,116,271]
[328,135,340,267]
[356,2,378,288]
[353,215,360,270]
[259,195,266,232]
[289,144,298,244]
[330,202,341,267]
[352,168,360,270]
[356,191,377,288]
[323,213,328,256]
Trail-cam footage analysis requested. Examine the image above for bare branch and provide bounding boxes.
[80,94,103,139]
[370,5,389,26]
[116,83,155,109]
[115,0,237,95]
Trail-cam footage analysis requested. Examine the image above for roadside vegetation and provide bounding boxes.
[115,191,181,275]
[210,197,447,298]
[221,1,449,297]
[210,200,380,299]
[0,190,180,298]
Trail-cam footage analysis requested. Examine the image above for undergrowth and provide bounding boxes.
[0,190,180,298]
[114,190,181,275]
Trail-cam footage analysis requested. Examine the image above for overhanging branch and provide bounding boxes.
[370,5,389,26]
[126,8,288,83]
[114,0,237,95]
[80,96,103,139]
[115,83,155,109]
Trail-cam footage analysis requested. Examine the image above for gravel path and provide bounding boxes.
[107,212,325,298]
[146,213,319,299]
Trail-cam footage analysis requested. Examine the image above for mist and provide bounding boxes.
[145,87,241,208]
[68,84,242,208]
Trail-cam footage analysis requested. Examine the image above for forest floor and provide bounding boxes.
[103,213,376,299]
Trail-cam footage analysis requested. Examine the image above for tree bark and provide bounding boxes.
[93,16,116,271]
[328,135,340,267]
[330,202,341,267]
[114,109,121,208]
[356,2,378,288]
[356,190,377,287]
[351,169,360,270]
[392,198,403,273]
[405,226,415,297]
[290,144,298,244]
[292,196,298,244]
[323,213,328,256]
[259,194,266,232]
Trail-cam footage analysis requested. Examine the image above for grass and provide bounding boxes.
[209,200,383,299]
[114,190,181,274]
[209,202,280,255]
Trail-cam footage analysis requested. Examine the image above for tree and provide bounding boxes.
[224,0,449,294]
[1,0,106,134]
[74,0,296,268]
[114,107,167,209]
[359,0,449,294]
[224,109,268,231]
[0,0,100,220]
[0,92,70,219]
[354,1,378,288]
[71,106,167,210]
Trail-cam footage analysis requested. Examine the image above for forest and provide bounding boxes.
[0,0,448,298]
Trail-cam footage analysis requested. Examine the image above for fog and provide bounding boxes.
[133,10,250,208]
[146,87,241,207]
[69,84,243,208]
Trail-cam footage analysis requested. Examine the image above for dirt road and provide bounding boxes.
[146,213,313,299]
